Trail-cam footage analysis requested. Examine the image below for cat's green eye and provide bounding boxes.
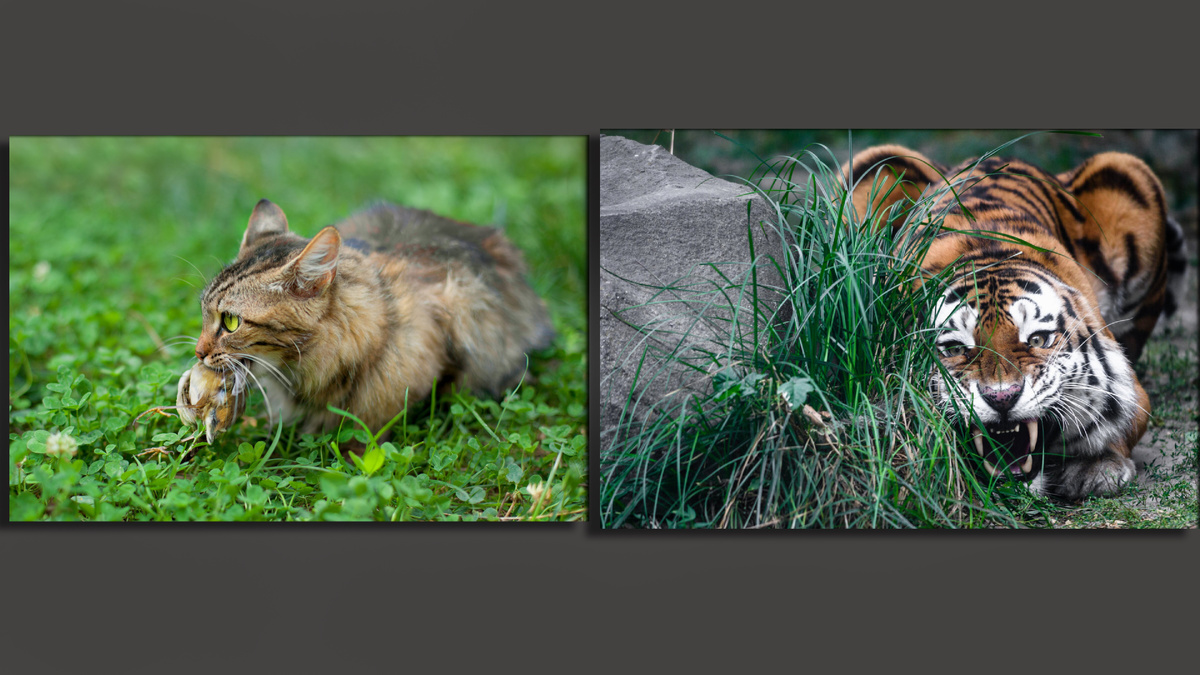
[221,313,241,332]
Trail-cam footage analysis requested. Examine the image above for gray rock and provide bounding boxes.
[599,134,788,456]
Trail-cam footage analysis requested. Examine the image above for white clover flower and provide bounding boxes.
[45,432,78,459]
[33,261,51,282]
[526,481,546,503]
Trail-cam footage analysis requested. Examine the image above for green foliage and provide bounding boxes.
[10,137,586,521]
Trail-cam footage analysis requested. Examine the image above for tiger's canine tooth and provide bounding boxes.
[983,459,999,477]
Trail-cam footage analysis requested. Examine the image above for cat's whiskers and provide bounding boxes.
[237,352,294,391]
[173,255,209,287]
[157,335,199,356]
[225,363,247,395]
[227,358,276,427]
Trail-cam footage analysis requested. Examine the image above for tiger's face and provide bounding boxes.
[930,265,1141,484]
[843,144,1173,500]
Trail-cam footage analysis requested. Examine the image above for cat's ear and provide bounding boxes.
[281,226,342,298]
[240,199,290,255]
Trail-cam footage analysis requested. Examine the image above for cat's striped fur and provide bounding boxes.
[844,145,1185,501]
[192,199,554,437]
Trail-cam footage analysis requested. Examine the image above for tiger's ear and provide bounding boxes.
[240,199,290,256]
[842,145,942,231]
[280,226,342,298]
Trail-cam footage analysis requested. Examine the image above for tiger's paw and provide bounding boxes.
[1029,453,1136,502]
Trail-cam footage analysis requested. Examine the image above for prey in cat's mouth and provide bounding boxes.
[130,358,251,455]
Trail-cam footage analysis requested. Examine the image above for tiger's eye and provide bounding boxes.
[1028,332,1054,349]
[222,313,241,332]
[940,343,968,358]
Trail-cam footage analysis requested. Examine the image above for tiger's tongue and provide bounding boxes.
[973,420,1038,477]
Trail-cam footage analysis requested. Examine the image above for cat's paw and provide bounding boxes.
[1030,452,1135,502]
[177,364,246,443]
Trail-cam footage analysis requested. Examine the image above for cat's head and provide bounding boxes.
[194,199,342,374]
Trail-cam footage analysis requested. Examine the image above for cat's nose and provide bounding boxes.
[195,332,214,361]
[979,381,1022,412]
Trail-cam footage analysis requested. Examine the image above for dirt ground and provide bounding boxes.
[1129,223,1199,519]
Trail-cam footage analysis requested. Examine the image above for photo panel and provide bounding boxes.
[599,129,1197,529]
[9,136,588,522]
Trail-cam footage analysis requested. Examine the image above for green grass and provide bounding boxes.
[600,131,1197,529]
[9,136,587,522]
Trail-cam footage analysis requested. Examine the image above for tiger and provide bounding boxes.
[842,144,1186,501]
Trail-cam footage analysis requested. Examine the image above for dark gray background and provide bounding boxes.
[4,2,1197,672]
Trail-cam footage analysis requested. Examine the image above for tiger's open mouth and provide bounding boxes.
[971,419,1039,480]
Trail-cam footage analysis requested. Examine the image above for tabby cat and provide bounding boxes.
[182,199,554,441]
[844,145,1186,501]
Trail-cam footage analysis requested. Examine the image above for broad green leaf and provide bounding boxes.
[361,446,384,475]
[505,462,523,484]
[778,376,815,411]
